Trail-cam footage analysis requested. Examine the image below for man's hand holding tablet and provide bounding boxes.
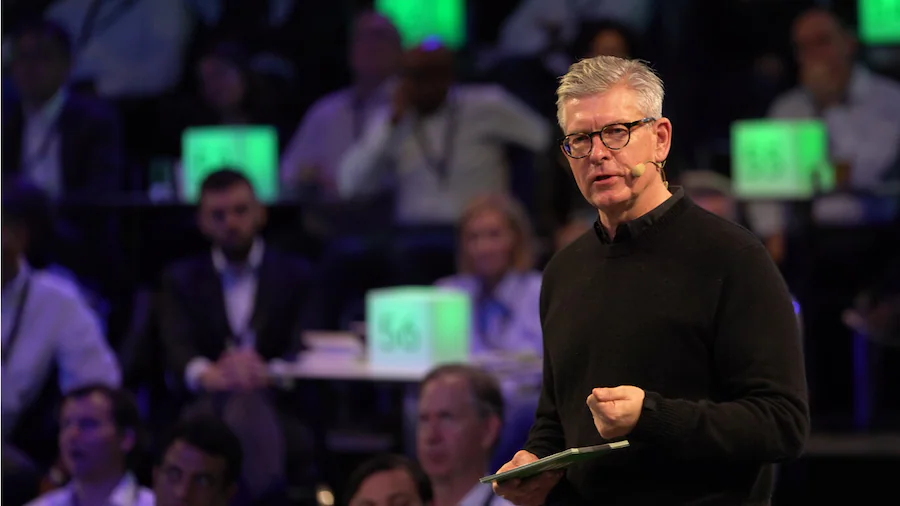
[491,450,564,506]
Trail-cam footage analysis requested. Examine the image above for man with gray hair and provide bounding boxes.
[492,56,809,505]
[417,364,513,506]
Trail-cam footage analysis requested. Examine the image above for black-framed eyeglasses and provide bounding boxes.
[559,117,656,159]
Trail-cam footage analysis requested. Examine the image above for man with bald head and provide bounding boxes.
[281,11,403,197]
[338,40,549,225]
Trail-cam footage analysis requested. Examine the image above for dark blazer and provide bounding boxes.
[1,92,124,199]
[158,246,316,390]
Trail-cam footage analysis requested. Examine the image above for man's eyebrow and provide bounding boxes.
[566,120,628,136]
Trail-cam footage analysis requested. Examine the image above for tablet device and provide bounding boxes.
[479,440,630,484]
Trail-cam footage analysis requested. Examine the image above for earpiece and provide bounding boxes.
[631,163,646,177]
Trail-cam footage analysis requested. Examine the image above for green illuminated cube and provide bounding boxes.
[376,0,466,49]
[731,119,835,200]
[366,286,471,371]
[181,126,279,203]
[859,0,900,45]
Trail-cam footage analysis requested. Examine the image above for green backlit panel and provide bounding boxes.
[859,0,900,45]
[366,286,470,370]
[731,120,834,200]
[375,0,466,49]
[181,126,279,203]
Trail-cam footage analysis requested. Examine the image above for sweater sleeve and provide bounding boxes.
[522,278,567,459]
[630,242,810,462]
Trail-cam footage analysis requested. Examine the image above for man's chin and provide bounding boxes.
[590,189,631,210]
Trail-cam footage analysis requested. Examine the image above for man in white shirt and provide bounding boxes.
[25,385,154,506]
[748,8,900,261]
[338,42,550,225]
[159,169,317,504]
[280,11,403,199]
[417,365,513,506]
[2,20,124,200]
[1,181,121,443]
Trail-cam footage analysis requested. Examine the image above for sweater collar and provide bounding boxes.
[594,187,685,244]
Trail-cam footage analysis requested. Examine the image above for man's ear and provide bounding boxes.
[120,428,136,454]
[480,414,502,452]
[255,203,268,229]
[653,118,673,163]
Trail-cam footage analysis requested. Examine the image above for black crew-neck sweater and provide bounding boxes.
[524,195,809,505]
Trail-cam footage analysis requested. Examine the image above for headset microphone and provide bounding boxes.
[630,160,669,188]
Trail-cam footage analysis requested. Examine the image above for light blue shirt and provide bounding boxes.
[436,271,543,357]
[1,260,120,440]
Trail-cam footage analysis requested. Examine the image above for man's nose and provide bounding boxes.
[588,135,610,164]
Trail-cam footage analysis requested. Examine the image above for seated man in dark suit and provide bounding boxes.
[159,169,317,505]
[2,19,124,201]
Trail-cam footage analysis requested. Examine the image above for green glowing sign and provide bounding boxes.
[181,126,279,203]
[731,119,834,199]
[859,0,900,45]
[366,286,470,370]
[376,0,466,49]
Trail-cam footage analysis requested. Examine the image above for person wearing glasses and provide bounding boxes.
[490,56,809,505]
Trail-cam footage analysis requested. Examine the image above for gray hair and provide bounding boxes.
[556,56,664,129]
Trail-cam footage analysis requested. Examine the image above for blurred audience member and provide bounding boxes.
[553,210,594,252]
[436,194,542,358]
[45,0,191,98]
[2,181,120,443]
[417,365,512,506]
[495,0,652,59]
[2,19,124,201]
[573,19,638,60]
[750,8,900,261]
[154,416,242,506]
[159,169,316,503]
[339,42,549,225]
[157,41,289,158]
[343,454,433,506]
[281,11,403,199]
[770,8,900,184]
[25,385,153,506]
[679,170,739,223]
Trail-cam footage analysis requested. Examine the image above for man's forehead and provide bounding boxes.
[167,441,224,469]
[201,185,255,205]
[63,392,112,415]
[793,10,842,38]
[564,90,642,128]
[420,374,475,408]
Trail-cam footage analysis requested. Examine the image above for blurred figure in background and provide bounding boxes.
[153,416,243,506]
[417,365,513,506]
[751,7,900,262]
[434,195,543,471]
[343,454,433,506]
[156,40,289,158]
[2,180,121,473]
[26,385,153,506]
[281,11,403,199]
[159,170,317,505]
[678,170,739,223]
[436,194,542,359]
[338,41,549,225]
[2,19,124,200]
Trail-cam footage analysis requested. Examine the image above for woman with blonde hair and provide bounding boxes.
[435,193,543,358]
